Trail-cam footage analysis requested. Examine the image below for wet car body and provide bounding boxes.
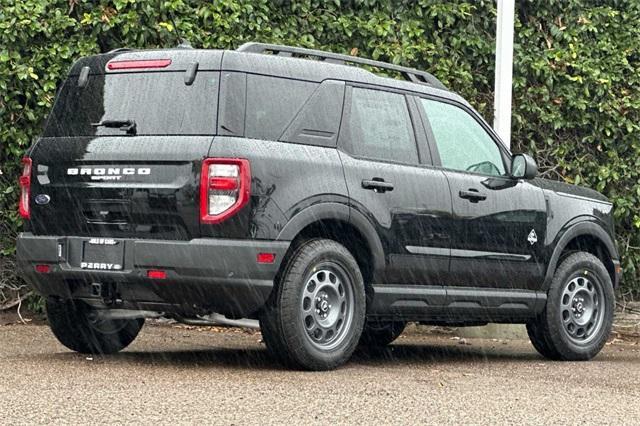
[16,43,621,364]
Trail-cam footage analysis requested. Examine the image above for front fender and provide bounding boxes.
[543,219,618,290]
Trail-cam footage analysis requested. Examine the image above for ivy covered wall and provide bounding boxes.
[1,0,639,294]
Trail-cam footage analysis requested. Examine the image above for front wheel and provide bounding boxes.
[46,298,144,355]
[527,252,614,361]
[260,239,366,370]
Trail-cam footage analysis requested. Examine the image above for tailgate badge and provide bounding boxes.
[34,194,51,205]
[67,167,151,181]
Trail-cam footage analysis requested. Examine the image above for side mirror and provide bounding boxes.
[511,154,537,180]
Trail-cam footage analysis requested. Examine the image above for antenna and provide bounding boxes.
[168,13,191,48]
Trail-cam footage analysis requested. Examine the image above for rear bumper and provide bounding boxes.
[16,233,289,317]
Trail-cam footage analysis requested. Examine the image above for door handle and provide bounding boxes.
[459,189,487,202]
[362,179,394,193]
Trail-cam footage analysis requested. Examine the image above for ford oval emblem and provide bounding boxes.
[34,194,51,205]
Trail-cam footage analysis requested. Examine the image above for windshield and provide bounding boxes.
[44,71,219,137]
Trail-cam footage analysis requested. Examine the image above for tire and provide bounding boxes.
[527,252,614,361]
[260,239,366,370]
[359,320,406,347]
[46,298,144,355]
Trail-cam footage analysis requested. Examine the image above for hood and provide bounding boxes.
[532,178,611,205]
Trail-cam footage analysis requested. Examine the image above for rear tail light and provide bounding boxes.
[200,158,250,224]
[18,157,32,219]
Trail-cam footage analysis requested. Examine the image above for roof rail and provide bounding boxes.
[107,47,134,54]
[236,42,446,90]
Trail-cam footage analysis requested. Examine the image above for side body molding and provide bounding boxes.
[276,202,386,273]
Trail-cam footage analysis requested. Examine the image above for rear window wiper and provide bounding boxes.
[91,120,137,135]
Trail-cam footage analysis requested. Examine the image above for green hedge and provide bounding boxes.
[1,0,639,294]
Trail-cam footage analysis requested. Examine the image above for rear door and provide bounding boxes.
[416,97,547,290]
[339,86,452,286]
[29,59,220,241]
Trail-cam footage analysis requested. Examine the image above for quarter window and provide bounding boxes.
[420,99,506,176]
[245,75,317,141]
[346,88,418,164]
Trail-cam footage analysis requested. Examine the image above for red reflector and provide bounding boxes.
[107,59,172,70]
[257,253,276,264]
[19,157,32,219]
[147,269,167,279]
[209,177,239,191]
[35,264,50,273]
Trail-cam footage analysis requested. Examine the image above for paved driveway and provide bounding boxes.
[1,323,639,425]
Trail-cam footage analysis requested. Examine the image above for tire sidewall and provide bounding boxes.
[281,241,366,369]
[46,298,143,354]
[546,254,614,359]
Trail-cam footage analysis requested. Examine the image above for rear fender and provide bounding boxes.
[276,202,385,273]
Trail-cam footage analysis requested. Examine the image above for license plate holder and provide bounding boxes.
[81,238,124,271]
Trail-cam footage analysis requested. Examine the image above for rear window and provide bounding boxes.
[44,71,219,137]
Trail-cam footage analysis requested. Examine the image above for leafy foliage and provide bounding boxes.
[1,0,640,294]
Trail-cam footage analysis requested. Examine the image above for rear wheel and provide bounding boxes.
[46,298,144,355]
[260,239,366,370]
[359,320,406,347]
[527,252,614,361]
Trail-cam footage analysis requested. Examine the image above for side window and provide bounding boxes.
[420,99,506,176]
[345,87,418,164]
[245,75,317,141]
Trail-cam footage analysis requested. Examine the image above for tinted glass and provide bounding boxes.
[44,71,219,137]
[245,75,317,141]
[347,88,418,164]
[421,99,505,176]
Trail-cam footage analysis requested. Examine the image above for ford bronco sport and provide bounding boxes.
[17,43,621,370]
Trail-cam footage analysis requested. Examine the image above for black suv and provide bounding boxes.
[17,43,621,370]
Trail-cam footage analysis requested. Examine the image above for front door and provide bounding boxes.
[417,97,547,290]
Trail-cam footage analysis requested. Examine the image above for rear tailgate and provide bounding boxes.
[29,136,212,240]
[27,50,222,240]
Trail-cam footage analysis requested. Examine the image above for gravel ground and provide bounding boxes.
[1,322,640,425]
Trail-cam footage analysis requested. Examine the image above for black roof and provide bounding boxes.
[68,43,466,105]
